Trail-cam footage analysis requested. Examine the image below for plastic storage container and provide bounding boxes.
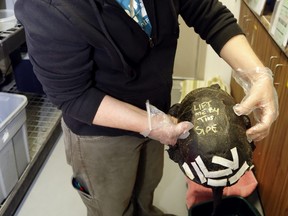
[0,92,30,203]
[0,9,17,32]
[188,196,261,216]
[10,48,45,94]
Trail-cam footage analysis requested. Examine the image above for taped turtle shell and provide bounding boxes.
[168,84,254,188]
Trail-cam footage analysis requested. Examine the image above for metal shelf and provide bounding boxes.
[0,25,26,60]
[0,82,62,216]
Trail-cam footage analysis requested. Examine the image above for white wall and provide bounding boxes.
[203,0,241,87]
[173,0,241,87]
[173,18,205,80]
[4,0,15,9]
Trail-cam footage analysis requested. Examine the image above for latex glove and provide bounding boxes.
[232,67,279,141]
[140,101,193,145]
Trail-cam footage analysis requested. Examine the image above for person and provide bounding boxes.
[14,0,278,215]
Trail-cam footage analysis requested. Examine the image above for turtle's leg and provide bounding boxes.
[211,187,224,216]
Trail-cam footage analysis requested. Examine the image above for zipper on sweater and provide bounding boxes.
[89,0,135,77]
[108,0,154,48]
[143,0,157,48]
[149,37,154,48]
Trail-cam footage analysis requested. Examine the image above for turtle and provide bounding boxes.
[167,84,255,215]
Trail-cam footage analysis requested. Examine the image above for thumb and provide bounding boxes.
[176,121,193,139]
[233,94,258,116]
[149,104,164,115]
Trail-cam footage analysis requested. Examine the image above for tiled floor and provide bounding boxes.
[14,134,189,216]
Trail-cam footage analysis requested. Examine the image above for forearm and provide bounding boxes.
[92,95,148,133]
[220,34,278,141]
[219,34,264,69]
[92,95,194,145]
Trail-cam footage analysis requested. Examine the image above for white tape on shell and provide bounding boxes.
[195,156,233,178]
[182,162,195,180]
[191,162,207,184]
[229,161,249,184]
[207,178,228,187]
[212,147,239,170]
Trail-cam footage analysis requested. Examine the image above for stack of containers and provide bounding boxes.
[0,92,30,203]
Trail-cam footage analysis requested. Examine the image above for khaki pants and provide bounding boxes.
[62,120,165,216]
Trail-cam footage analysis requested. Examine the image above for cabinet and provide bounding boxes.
[231,1,288,216]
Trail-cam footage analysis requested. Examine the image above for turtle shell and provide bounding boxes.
[168,84,254,188]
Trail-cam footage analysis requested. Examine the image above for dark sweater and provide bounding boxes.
[14,0,243,136]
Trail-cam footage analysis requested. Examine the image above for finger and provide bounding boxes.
[149,104,164,115]
[233,94,258,116]
[161,134,177,146]
[253,134,267,142]
[182,121,194,131]
[248,131,267,142]
[178,131,189,139]
[246,122,270,141]
[246,104,277,142]
[167,139,177,146]
[177,121,193,139]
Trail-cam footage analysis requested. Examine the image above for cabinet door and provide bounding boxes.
[252,40,283,180]
[250,21,269,62]
[239,1,250,27]
[271,58,288,216]
[230,1,247,102]
[264,39,283,72]
[276,127,288,216]
[254,53,288,216]
[239,1,255,44]
[232,1,267,102]
[235,2,288,216]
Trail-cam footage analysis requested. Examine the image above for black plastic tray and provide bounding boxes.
[189,196,261,216]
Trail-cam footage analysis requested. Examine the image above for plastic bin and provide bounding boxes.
[188,196,261,216]
[0,9,17,32]
[0,92,30,203]
[10,48,45,94]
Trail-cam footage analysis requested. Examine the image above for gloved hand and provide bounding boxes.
[232,67,279,141]
[140,101,193,145]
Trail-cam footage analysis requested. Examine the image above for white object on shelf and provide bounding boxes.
[0,9,17,32]
[270,0,288,48]
[0,92,30,203]
[247,0,267,16]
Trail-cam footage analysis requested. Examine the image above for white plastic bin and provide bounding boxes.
[0,92,30,203]
[0,9,17,32]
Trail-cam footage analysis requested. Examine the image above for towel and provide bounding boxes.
[186,170,258,208]
[179,76,230,102]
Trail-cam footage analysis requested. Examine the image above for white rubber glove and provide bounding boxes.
[140,101,193,145]
[232,67,279,141]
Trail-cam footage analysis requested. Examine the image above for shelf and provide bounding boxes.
[0,81,62,216]
[244,0,288,57]
[0,25,26,60]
